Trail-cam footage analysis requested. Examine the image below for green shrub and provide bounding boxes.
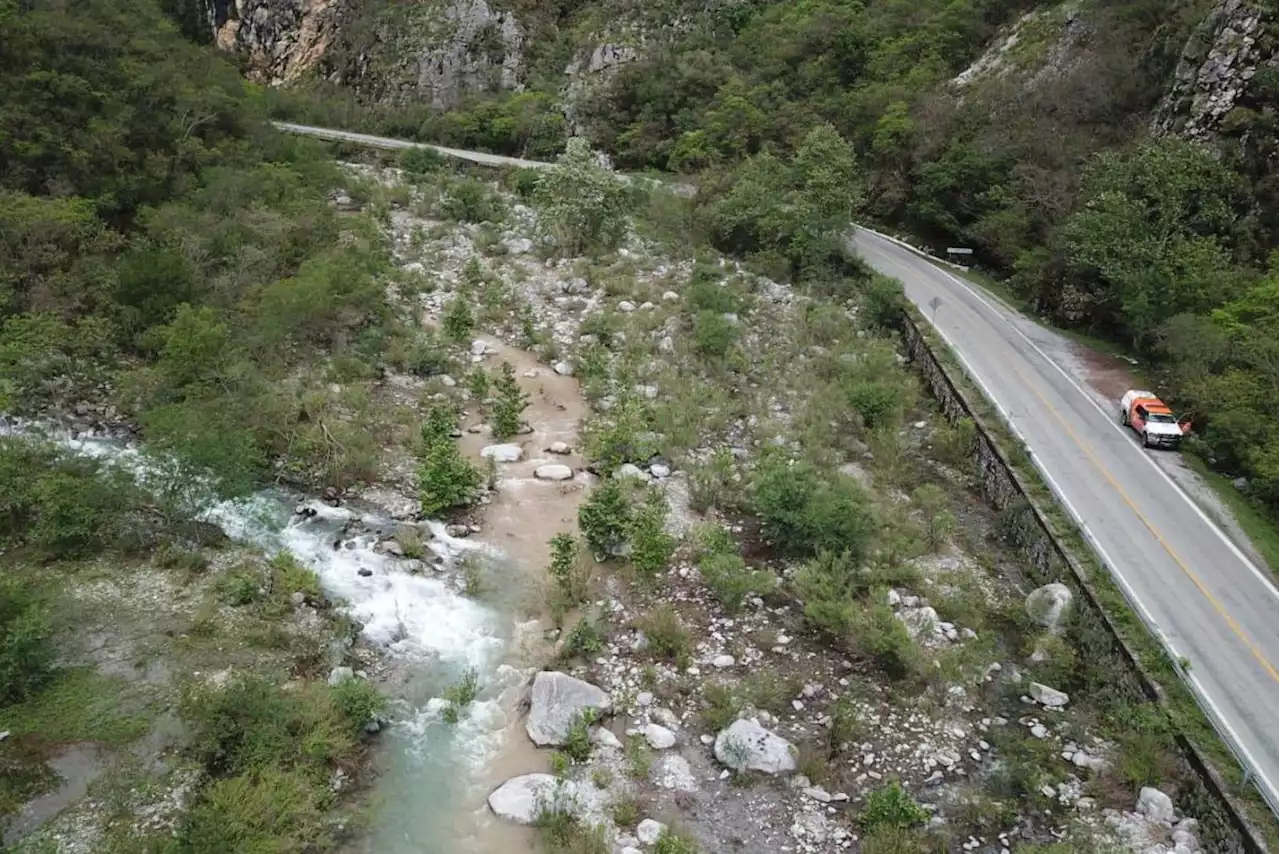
[858,826,925,854]
[442,295,475,343]
[628,489,675,576]
[171,767,333,854]
[218,571,260,606]
[846,380,904,429]
[512,168,542,199]
[751,454,875,558]
[610,796,639,827]
[269,552,323,602]
[329,677,385,730]
[490,360,529,440]
[182,676,362,778]
[635,605,691,666]
[418,409,482,517]
[564,616,605,658]
[860,274,907,331]
[846,603,926,682]
[400,146,445,174]
[442,667,480,724]
[0,578,55,705]
[699,552,773,612]
[562,709,596,763]
[533,138,632,255]
[683,266,741,314]
[582,398,658,474]
[687,449,736,514]
[692,310,739,358]
[653,829,701,854]
[860,779,929,830]
[931,417,976,465]
[442,179,504,223]
[548,533,589,605]
[578,480,632,557]
[625,733,652,779]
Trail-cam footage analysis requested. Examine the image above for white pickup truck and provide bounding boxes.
[1120,389,1190,449]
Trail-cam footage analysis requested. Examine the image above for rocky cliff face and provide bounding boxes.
[1152,0,1277,143]
[211,0,525,108]
[212,0,355,85]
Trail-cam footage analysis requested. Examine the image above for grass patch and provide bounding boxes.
[0,668,152,747]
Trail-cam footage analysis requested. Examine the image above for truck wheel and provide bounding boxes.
[1141,432,1151,448]
[1120,409,1128,426]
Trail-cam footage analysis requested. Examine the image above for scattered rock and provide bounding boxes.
[649,463,671,478]
[488,774,584,825]
[553,361,574,377]
[714,718,798,775]
[618,300,637,312]
[1029,682,1070,708]
[711,654,736,669]
[327,666,354,686]
[1136,786,1176,824]
[590,727,622,750]
[643,723,676,749]
[481,443,524,463]
[535,464,574,481]
[1025,583,1073,633]
[546,441,572,455]
[616,463,648,480]
[636,818,667,845]
[526,671,611,746]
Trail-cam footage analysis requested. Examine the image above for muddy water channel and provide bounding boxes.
[353,335,591,854]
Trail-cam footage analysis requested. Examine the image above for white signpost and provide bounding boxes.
[945,247,974,256]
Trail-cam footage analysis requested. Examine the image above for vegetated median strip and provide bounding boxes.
[896,307,1277,846]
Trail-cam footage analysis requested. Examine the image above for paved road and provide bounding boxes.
[273,121,556,170]
[851,227,1279,807]
[273,120,1279,806]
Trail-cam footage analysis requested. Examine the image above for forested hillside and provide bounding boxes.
[251,0,1278,512]
[0,0,403,493]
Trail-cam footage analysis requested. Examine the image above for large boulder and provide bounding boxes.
[1025,583,1073,633]
[714,718,797,774]
[526,671,611,746]
[1136,786,1176,824]
[488,773,588,824]
[1029,681,1069,708]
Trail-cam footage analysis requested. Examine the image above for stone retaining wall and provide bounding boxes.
[900,311,1269,854]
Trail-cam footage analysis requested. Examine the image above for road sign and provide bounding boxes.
[946,247,974,255]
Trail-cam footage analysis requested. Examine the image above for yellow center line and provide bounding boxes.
[1007,360,1280,682]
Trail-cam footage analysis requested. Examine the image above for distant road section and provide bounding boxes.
[850,226,1278,810]
[272,122,553,170]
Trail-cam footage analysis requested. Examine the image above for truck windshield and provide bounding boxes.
[1147,412,1176,423]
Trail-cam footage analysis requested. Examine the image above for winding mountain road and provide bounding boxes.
[273,121,1278,807]
[852,228,1278,809]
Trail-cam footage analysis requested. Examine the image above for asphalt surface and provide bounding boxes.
[851,227,1279,807]
[273,120,1279,806]
[273,122,557,170]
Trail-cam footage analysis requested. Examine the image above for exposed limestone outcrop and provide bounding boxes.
[212,0,355,85]
[1152,0,1276,143]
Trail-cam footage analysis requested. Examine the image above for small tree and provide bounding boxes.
[533,137,632,255]
[578,479,632,557]
[418,404,481,516]
[442,296,474,344]
[490,361,529,440]
[629,488,675,576]
[548,532,586,604]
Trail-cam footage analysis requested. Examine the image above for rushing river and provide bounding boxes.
[6,418,546,852]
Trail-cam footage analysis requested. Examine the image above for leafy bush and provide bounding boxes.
[547,533,589,605]
[534,138,632,255]
[846,380,905,429]
[171,767,334,854]
[0,579,55,705]
[564,616,605,658]
[582,398,658,474]
[399,146,445,174]
[442,179,504,223]
[860,779,930,830]
[218,571,260,607]
[269,552,323,602]
[692,310,739,358]
[628,489,675,576]
[860,275,907,331]
[653,829,702,854]
[578,480,632,557]
[699,552,774,613]
[442,295,475,344]
[418,406,482,516]
[751,454,875,559]
[329,677,385,730]
[562,709,596,763]
[489,360,529,440]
